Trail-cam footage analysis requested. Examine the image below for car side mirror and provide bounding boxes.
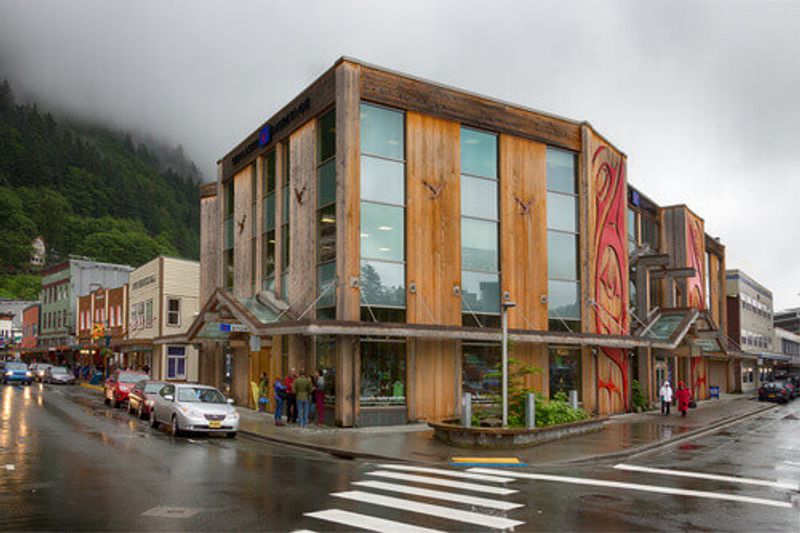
[227,398,235,405]
[164,395,174,402]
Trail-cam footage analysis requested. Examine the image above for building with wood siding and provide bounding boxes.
[187,58,732,425]
[76,285,128,369]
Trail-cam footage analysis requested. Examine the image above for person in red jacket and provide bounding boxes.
[675,381,692,417]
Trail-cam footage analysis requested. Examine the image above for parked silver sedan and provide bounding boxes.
[44,366,75,385]
[150,384,239,438]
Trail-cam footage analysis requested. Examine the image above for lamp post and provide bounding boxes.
[501,300,516,427]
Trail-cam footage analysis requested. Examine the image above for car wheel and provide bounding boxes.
[150,409,159,428]
[104,394,111,405]
[226,432,237,439]
[127,402,133,415]
[171,415,182,437]
[112,396,120,409]
[137,404,144,420]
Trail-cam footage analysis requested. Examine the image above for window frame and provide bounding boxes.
[166,297,181,327]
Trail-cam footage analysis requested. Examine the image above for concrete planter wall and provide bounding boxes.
[429,417,608,449]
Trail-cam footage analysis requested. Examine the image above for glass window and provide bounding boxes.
[315,337,336,402]
[360,203,404,262]
[167,298,180,327]
[461,271,500,314]
[282,184,290,225]
[547,231,578,280]
[360,260,405,307]
[318,109,336,162]
[549,347,581,400]
[627,207,637,252]
[361,104,404,160]
[264,150,276,194]
[317,262,336,309]
[460,128,497,178]
[461,176,498,220]
[280,223,290,271]
[360,341,406,406]
[461,218,498,272]
[225,179,234,216]
[641,215,659,250]
[548,280,581,320]
[360,156,404,205]
[317,159,336,208]
[546,192,578,233]
[167,346,186,380]
[317,205,336,263]
[264,194,276,232]
[462,344,501,403]
[546,148,577,194]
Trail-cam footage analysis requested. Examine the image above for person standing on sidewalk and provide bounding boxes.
[293,370,313,428]
[676,381,691,417]
[273,377,286,426]
[314,370,325,426]
[284,369,297,424]
[258,373,270,413]
[659,380,673,416]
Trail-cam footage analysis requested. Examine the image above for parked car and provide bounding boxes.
[104,370,149,408]
[30,363,52,382]
[758,380,795,403]
[44,366,76,385]
[2,362,33,385]
[127,380,166,419]
[150,384,239,438]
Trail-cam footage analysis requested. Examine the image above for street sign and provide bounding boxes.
[219,323,248,333]
[249,335,261,352]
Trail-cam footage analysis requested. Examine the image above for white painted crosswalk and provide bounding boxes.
[366,470,518,495]
[352,480,524,511]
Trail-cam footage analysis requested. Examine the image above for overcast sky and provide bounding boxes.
[1,0,798,310]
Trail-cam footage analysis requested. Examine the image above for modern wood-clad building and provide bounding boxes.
[188,58,731,426]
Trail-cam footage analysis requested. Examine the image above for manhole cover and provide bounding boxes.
[783,414,798,420]
[141,506,201,519]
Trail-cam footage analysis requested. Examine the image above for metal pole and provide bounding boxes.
[502,305,508,427]
[462,393,472,428]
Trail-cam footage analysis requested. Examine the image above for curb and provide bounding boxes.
[238,428,404,462]
[80,382,104,392]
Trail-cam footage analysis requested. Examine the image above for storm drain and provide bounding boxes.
[141,506,201,519]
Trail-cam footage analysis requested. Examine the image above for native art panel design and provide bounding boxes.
[685,213,706,310]
[591,143,630,412]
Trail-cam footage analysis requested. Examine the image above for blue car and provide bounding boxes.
[3,362,33,385]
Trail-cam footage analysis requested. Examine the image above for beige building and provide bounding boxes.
[121,256,200,382]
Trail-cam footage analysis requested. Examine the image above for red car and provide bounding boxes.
[104,370,149,408]
[127,380,166,419]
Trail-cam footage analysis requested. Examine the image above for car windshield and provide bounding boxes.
[144,383,164,393]
[7,363,27,371]
[118,372,145,383]
[177,387,226,404]
[51,367,69,375]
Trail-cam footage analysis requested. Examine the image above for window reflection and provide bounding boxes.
[360,340,406,406]
[462,344,501,403]
[360,260,405,308]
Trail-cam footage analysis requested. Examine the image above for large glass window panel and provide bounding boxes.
[281,225,290,270]
[461,218,498,272]
[360,202,404,262]
[318,159,336,208]
[361,156,404,205]
[264,150,276,193]
[225,179,234,216]
[627,207,637,250]
[317,204,336,263]
[546,192,578,233]
[317,262,336,309]
[641,215,660,250]
[461,176,498,220]
[360,341,406,406]
[360,104,404,160]
[548,280,581,320]
[462,344,501,403]
[546,147,577,194]
[461,271,500,314]
[318,109,336,162]
[460,128,497,178]
[549,347,582,400]
[263,230,275,280]
[282,187,290,225]
[264,194,276,232]
[547,231,578,280]
[315,337,336,401]
[360,260,405,307]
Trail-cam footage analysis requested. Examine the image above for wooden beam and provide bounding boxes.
[650,267,696,279]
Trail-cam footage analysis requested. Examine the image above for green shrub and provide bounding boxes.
[631,379,648,411]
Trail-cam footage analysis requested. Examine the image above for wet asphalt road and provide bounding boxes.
[1,383,799,531]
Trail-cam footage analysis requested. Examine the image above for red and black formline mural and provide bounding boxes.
[591,142,630,413]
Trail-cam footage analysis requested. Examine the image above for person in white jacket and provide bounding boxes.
[659,381,673,416]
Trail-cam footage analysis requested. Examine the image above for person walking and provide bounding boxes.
[285,369,297,424]
[659,380,673,416]
[293,370,313,428]
[258,373,270,413]
[676,381,692,417]
[273,377,286,426]
[314,371,325,426]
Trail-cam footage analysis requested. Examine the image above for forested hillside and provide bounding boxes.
[0,80,202,299]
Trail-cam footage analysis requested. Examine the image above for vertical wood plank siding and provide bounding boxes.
[232,165,253,299]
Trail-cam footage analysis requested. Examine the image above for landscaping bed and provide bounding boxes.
[429,416,608,448]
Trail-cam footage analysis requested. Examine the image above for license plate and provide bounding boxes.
[208,421,221,429]
[768,393,776,398]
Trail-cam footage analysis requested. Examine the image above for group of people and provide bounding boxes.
[658,380,693,417]
[257,369,326,428]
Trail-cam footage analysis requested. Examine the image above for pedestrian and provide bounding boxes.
[284,369,297,424]
[293,370,313,428]
[142,364,150,376]
[676,381,692,417]
[258,373,270,413]
[273,377,286,426]
[314,370,325,425]
[659,380,673,416]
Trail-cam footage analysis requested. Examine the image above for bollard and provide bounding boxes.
[462,392,472,428]
[526,393,536,429]
[570,390,579,410]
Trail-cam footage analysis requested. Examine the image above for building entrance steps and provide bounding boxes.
[235,393,776,466]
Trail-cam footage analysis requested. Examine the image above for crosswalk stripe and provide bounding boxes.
[352,480,523,511]
[468,468,793,509]
[304,509,443,533]
[614,463,800,491]
[366,471,518,495]
[376,463,513,483]
[332,490,525,530]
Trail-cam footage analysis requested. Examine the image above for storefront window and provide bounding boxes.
[549,347,581,399]
[315,336,336,402]
[317,109,336,319]
[360,340,406,407]
[462,344,500,403]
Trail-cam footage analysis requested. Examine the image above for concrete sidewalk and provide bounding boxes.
[236,394,777,466]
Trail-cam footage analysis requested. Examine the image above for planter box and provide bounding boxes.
[429,417,608,449]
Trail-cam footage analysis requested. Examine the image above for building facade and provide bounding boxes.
[122,256,200,382]
[20,303,40,353]
[76,285,128,369]
[773,327,800,376]
[188,58,730,425]
[0,312,13,354]
[774,308,800,334]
